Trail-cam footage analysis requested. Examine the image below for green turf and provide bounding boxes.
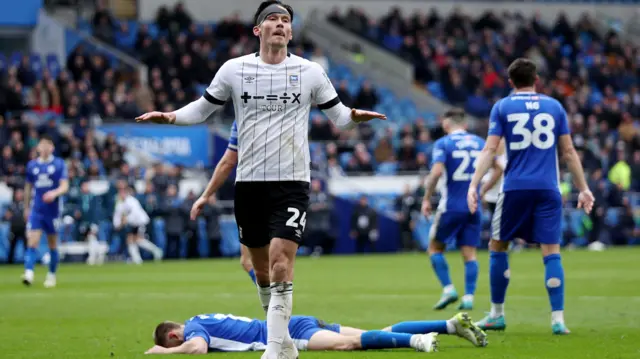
[1,248,639,358]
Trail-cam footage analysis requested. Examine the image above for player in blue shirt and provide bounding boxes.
[421,108,497,311]
[190,121,259,284]
[145,311,487,354]
[467,58,594,335]
[22,134,69,288]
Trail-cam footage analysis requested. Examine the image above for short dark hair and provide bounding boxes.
[253,0,294,25]
[507,58,537,89]
[154,321,181,347]
[443,108,465,123]
[39,134,54,144]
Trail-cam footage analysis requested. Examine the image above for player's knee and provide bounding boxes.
[489,239,509,252]
[428,240,444,254]
[460,246,477,261]
[546,277,562,288]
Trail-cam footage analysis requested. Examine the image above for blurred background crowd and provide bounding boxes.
[1,0,639,264]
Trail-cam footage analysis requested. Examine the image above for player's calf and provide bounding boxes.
[541,244,568,334]
[460,246,479,310]
[428,240,458,310]
[22,229,43,286]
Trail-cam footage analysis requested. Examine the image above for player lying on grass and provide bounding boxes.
[146,312,487,354]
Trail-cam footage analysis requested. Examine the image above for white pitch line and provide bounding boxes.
[3,291,640,301]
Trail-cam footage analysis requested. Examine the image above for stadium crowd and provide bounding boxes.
[2,4,640,264]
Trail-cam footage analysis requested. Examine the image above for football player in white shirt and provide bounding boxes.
[113,180,163,264]
[136,2,386,358]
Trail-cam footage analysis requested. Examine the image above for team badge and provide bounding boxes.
[289,75,299,86]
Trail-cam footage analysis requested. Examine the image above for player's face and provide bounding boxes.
[254,13,292,48]
[37,140,54,158]
[165,330,184,348]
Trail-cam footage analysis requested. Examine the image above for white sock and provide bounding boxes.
[409,335,420,349]
[127,243,143,264]
[266,282,293,354]
[137,238,160,253]
[443,284,455,294]
[462,294,474,302]
[551,310,564,325]
[490,303,504,318]
[87,235,99,264]
[257,285,271,315]
[445,320,456,334]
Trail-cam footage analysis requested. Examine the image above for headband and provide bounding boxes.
[256,4,290,25]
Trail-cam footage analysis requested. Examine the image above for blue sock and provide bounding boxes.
[391,321,448,334]
[489,251,510,305]
[248,269,257,284]
[49,249,59,274]
[429,253,452,288]
[543,254,564,312]
[360,330,413,349]
[464,260,479,296]
[24,247,37,271]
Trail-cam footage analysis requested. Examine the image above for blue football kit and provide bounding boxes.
[25,156,68,235]
[430,130,485,248]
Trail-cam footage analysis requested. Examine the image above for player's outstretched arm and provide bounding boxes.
[135,96,219,126]
[468,135,500,214]
[190,149,238,220]
[558,134,594,214]
[144,337,208,355]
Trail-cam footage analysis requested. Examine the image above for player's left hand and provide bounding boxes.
[467,187,479,214]
[421,199,432,217]
[135,111,176,125]
[351,108,387,123]
[42,191,57,203]
[145,345,168,354]
[577,189,595,214]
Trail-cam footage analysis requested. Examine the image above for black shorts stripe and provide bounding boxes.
[317,96,341,110]
[203,91,226,105]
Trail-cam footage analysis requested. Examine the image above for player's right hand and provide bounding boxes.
[421,200,432,217]
[190,196,208,221]
[577,189,595,214]
[467,187,479,214]
[135,111,176,125]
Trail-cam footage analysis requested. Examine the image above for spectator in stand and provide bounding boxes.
[354,81,379,110]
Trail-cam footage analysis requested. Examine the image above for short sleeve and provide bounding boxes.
[227,121,238,152]
[184,322,211,347]
[310,63,340,110]
[488,100,503,137]
[557,103,570,136]
[59,160,69,180]
[204,61,233,105]
[25,163,35,184]
[431,140,446,167]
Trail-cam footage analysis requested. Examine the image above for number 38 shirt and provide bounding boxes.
[488,92,570,192]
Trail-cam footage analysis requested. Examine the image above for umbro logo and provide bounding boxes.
[295,229,302,238]
[244,76,255,84]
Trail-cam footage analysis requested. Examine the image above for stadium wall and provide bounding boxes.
[137,0,640,27]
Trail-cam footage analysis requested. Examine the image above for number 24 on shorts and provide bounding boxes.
[286,207,307,230]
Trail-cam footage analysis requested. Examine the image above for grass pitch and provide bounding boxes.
[1,248,639,358]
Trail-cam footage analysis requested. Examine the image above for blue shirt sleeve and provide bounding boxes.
[184,322,211,347]
[227,121,238,152]
[431,139,446,167]
[58,159,69,180]
[488,100,503,137]
[557,103,570,136]
[25,162,35,184]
